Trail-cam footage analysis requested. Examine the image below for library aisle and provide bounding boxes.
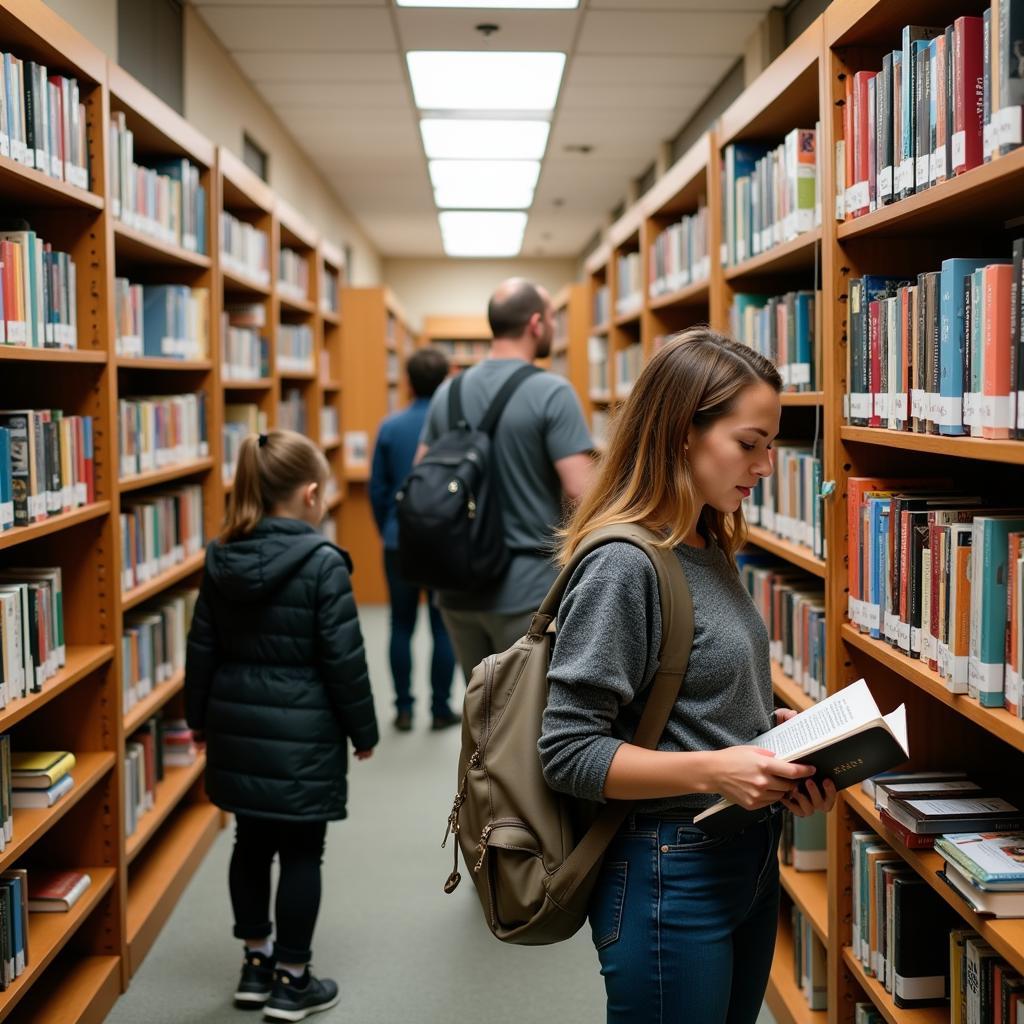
[107,606,784,1024]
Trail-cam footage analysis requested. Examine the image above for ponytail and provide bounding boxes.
[220,429,330,543]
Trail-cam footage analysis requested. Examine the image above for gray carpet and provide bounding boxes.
[106,604,778,1024]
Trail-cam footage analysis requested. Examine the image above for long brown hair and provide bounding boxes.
[560,327,782,566]
[221,429,329,543]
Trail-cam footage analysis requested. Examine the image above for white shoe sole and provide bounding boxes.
[262,993,340,1021]
[235,990,271,1006]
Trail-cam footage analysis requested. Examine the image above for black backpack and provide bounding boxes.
[396,364,541,592]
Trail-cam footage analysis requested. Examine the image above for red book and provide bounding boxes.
[879,808,936,848]
[953,16,985,174]
[982,263,1015,439]
[844,72,855,219]
[27,869,91,911]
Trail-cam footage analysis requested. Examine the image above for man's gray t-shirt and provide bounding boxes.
[419,358,592,614]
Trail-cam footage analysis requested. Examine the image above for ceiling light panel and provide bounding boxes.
[407,52,566,111]
[429,159,539,209]
[398,0,577,6]
[439,211,527,257]
[420,119,550,160]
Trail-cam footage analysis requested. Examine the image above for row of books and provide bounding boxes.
[117,392,209,479]
[720,127,819,268]
[739,556,826,702]
[279,388,307,435]
[838,13,1023,222]
[743,444,825,559]
[386,350,400,381]
[939,828,1024,918]
[779,808,827,871]
[587,336,609,397]
[125,717,198,838]
[114,281,210,361]
[277,323,314,374]
[846,479,1024,713]
[591,408,609,448]
[0,52,89,191]
[614,343,642,399]
[119,485,204,594]
[0,568,64,702]
[108,111,207,255]
[648,206,710,299]
[220,212,269,286]
[730,290,820,392]
[321,265,340,315]
[593,284,610,328]
[320,406,339,442]
[122,589,197,712]
[615,252,642,317]
[11,749,74,810]
[0,410,94,527]
[223,404,267,484]
[0,230,77,349]
[278,247,309,302]
[429,339,488,362]
[845,248,1024,438]
[222,324,268,382]
[789,905,827,1011]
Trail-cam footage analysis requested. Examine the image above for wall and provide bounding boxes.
[381,258,579,328]
[44,0,117,56]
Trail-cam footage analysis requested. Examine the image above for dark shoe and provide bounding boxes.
[263,968,339,1021]
[431,710,461,731]
[235,949,275,1009]
[394,710,413,732]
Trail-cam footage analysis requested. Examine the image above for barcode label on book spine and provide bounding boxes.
[952,131,967,171]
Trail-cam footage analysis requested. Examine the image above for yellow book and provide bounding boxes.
[11,751,75,788]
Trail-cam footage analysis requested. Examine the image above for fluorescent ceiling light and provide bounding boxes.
[407,52,566,111]
[439,211,527,258]
[399,0,577,6]
[430,159,539,209]
[420,119,550,160]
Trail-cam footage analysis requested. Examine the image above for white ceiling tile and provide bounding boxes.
[587,0,777,10]
[577,11,763,56]
[197,6,394,52]
[566,54,733,86]
[194,0,385,5]
[395,9,578,51]
[235,51,405,83]
[255,80,410,107]
[558,82,706,110]
[361,214,444,256]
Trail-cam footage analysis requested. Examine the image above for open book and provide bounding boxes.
[694,679,909,837]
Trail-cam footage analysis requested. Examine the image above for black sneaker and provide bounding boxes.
[263,968,339,1021]
[234,950,275,1009]
[394,710,413,732]
[431,710,461,731]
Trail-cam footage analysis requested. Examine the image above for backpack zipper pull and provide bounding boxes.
[473,823,494,872]
[441,749,480,849]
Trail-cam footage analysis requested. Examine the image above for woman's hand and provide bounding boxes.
[774,708,798,725]
[782,777,838,816]
[354,749,373,762]
[710,745,815,811]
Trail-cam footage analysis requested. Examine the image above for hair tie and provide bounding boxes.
[258,433,268,448]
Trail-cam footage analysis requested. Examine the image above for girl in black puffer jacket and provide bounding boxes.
[185,429,378,1021]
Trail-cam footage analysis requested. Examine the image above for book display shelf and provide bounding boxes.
[421,314,490,376]
[0,3,348,1018]
[558,2,1024,1022]
[339,287,416,604]
[550,284,592,434]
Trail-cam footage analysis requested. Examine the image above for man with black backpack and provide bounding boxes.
[406,279,593,681]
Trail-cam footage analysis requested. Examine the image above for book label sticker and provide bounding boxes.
[790,363,811,387]
[897,621,911,653]
[0,503,11,529]
[930,148,946,182]
[911,389,927,419]
[849,393,872,419]
[993,106,1023,148]
[895,393,909,421]
[952,131,967,170]
[1018,391,1024,429]
[916,156,930,188]
[984,123,994,159]
[900,159,915,192]
[981,395,1014,429]
[846,181,870,215]
[933,395,962,427]
[864,603,881,631]
[911,626,922,654]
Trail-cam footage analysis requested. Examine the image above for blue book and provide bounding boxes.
[0,427,11,531]
[901,29,942,195]
[3,875,24,975]
[142,284,188,359]
[196,183,207,254]
[938,258,1007,435]
[793,291,815,391]
[867,496,890,639]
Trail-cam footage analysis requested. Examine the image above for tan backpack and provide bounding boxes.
[441,523,694,945]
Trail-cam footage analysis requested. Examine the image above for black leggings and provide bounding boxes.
[229,815,328,964]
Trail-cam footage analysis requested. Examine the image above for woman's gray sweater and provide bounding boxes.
[538,539,775,812]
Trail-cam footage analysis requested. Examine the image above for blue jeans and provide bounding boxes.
[588,809,783,1024]
[384,549,456,717]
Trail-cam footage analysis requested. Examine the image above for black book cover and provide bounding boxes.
[43,420,59,515]
[880,52,894,204]
[892,876,957,1007]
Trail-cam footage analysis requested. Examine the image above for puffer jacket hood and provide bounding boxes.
[205,517,353,603]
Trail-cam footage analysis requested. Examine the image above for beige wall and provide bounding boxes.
[382,258,579,329]
[44,0,117,57]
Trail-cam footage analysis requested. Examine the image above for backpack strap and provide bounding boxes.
[537,523,696,905]
[448,363,541,434]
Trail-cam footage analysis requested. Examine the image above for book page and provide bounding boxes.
[751,678,880,758]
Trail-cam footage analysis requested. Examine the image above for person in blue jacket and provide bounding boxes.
[370,347,458,732]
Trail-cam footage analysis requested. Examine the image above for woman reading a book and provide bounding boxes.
[539,329,837,1024]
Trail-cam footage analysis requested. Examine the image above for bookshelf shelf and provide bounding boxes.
[589,392,613,406]
[724,227,822,283]
[121,549,206,611]
[765,920,827,1024]
[840,947,947,1024]
[844,788,1024,976]
[745,526,826,578]
[0,868,115,1024]
[222,378,273,391]
[591,322,611,335]
[123,671,185,736]
[779,864,828,943]
[8,954,120,1024]
[0,348,106,364]
[0,752,116,874]
[115,357,212,372]
[118,457,214,493]
[0,502,111,553]
[0,153,104,212]
[321,309,340,328]
[126,801,221,977]
[780,392,824,407]
[277,367,317,381]
[840,426,1024,465]
[0,645,114,733]
[613,307,642,329]
[278,293,316,316]
[320,378,341,392]
[841,624,1024,755]
[345,465,369,483]
[648,280,711,311]
[113,222,211,271]
[125,755,207,864]
[771,661,816,714]
[321,436,341,451]
[221,266,271,298]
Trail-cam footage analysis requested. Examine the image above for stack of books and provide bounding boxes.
[27,868,90,912]
[938,831,1024,918]
[278,388,307,436]
[592,284,609,327]
[614,252,642,317]
[11,751,74,809]
[780,809,827,871]
[950,929,1024,1024]
[614,343,642,399]
[320,264,340,314]
[161,718,197,767]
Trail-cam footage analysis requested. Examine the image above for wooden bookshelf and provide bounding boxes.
[0,503,111,553]
[125,755,207,864]
[123,672,185,736]
[779,864,828,943]
[121,549,206,611]
[840,947,948,1024]
[550,284,593,430]
[772,661,817,714]
[745,526,827,578]
[767,914,828,1024]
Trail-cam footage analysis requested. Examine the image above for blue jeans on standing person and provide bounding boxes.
[588,808,783,1024]
[383,549,455,718]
